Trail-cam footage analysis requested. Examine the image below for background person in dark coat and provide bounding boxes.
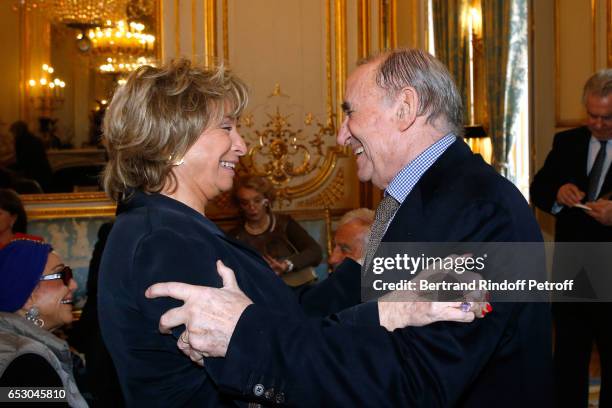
[531,69,612,408]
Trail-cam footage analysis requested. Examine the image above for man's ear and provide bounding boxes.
[395,87,418,131]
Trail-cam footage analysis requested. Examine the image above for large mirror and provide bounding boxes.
[0,0,159,195]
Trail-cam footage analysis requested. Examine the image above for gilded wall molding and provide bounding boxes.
[222,0,229,62]
[20,192,110,204]
[334,0,347,126]
[379,0,397,50]
[158,0,164,61]
[191,0,197,57]
[296,168,345,208]
[358,0,371,59]
[26,206,116,220]
[203,0,217,66]
[606,0,612,68]
[19,3,28,120]
[174,0,180,56]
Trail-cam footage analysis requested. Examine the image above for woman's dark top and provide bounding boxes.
[98,192,306,407]
[230,213,322,271]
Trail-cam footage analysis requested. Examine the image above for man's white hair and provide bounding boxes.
[338,208,375,228]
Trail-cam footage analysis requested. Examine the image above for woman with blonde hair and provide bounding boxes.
[99,59,482,407]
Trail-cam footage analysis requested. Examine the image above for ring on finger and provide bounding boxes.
[179,331,189,344]
[460,302,472,312]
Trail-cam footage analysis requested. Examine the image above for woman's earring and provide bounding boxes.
[25,306,44,328]
[169,154,185,166]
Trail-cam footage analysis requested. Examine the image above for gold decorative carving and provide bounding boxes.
[296,168,345,208]
[240,85,340,204]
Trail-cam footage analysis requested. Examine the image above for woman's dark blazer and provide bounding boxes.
[98,192,309,407]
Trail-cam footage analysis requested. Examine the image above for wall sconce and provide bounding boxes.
[27,64,66,116]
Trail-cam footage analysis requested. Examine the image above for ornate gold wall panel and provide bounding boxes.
[296,168,345,208]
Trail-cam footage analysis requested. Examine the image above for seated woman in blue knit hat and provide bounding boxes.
[0,239,87,407]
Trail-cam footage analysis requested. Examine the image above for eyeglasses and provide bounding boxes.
[39,265,73,286]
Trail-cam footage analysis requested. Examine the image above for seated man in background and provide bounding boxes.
[328,208,374,268]
[297,208,374,316]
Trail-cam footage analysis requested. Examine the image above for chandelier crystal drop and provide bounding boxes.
[44,0,129,26]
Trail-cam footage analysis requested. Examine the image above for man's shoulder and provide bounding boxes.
[553,126,590,144]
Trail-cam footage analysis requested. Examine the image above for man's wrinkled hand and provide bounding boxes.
[376,254,490,331]
[145,260,253,358]
[378,301,481,330]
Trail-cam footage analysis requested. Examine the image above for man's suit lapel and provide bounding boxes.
[383,138,474,243]
[384,184,423,242]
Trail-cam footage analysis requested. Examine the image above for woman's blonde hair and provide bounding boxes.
[102,59,248,202]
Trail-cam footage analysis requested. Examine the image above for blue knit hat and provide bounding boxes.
[0,239,52,312]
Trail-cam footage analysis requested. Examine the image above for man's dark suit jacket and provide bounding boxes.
[205,139,553,407]
[530,126,612,241]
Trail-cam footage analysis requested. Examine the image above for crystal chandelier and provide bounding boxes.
[98,56,154,75]
[87,20,155,57]
[43,0,129,27]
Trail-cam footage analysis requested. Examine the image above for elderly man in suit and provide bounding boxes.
[328,208,374,268]
[148,49,552,407]
[531,69,612,408]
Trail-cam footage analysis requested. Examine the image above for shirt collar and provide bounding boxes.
[386,133,457,203]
